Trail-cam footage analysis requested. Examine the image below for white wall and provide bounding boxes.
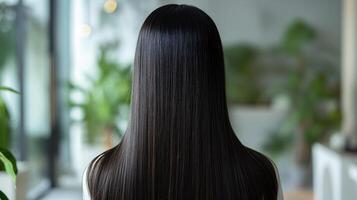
[161,0,341,50]
[72,0,341,68]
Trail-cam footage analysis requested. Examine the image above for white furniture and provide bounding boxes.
[312,144,357,200]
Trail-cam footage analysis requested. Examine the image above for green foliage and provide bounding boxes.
[224,45,270,105]
[0,87,17,150]
[223,19,340,155]
[264,68,341,155]
[224,19,318,106]
[0,86,17,200]
[282,20,316,55]
[0,190,9,200]
[263,20,341,155]
[69,44,132,144]
[0,87,19,94]
[0,149,17,182]
[0,96,10,149]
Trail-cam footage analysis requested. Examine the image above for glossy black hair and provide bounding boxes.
[87,4,278,200]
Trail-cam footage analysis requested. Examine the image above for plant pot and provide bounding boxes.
[0,161,28,200]
[228,97,289,151]
[313,143,357,200]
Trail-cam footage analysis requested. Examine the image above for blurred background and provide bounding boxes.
[0,0,356,199]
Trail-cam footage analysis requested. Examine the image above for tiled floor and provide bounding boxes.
[285,190,314,200]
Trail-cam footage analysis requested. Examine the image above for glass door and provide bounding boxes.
[0,0,52,198]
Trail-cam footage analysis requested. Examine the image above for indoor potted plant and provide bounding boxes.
[262,20,341,187]
[0,86,18,200]
[224,44,289,152]
[69,44,131,179]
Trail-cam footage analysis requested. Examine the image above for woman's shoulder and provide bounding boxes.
[82,166,91,200]
[242,146,284,199]
[82,155,102,200]
[242,147,276,171]
[82,149,113,200]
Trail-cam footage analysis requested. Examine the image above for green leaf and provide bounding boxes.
[0,150,17,182]
[0,87,19,94]
[281,19,316,54]
[0,190,9,200]
[0,96,10,149]
[68,43,132,144]
[0,149,17,175]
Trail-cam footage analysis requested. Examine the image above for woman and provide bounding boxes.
[83,4,283,200]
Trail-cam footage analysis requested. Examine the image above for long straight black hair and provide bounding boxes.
[87,4,278,200]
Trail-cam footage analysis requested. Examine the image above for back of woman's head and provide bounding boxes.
[87,4,278,200]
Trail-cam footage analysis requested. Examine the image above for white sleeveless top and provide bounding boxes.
[82,165,284,200]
